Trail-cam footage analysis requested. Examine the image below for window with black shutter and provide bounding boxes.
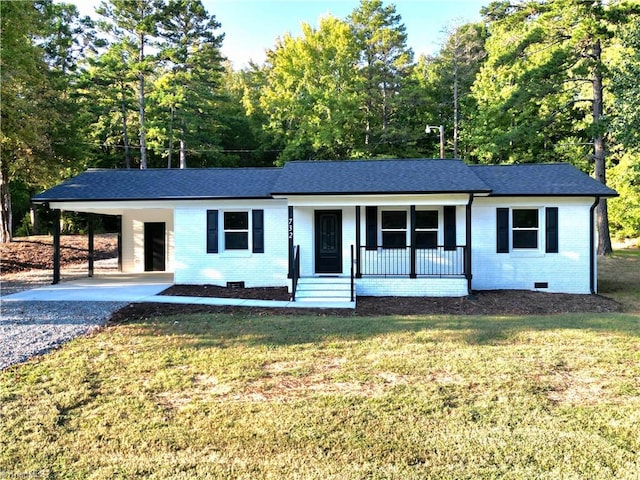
[512,209,539,249]
[443,206,456,251]
[206,210,218,253]
[252,210,264,253]
[496,208,509,253]
[365,206,377,250]
[415,210,438,249]
[545,207,558,253]
[382,211,407,248]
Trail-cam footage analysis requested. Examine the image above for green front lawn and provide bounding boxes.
[1,249,639,479]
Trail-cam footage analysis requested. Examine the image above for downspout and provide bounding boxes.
[590,196,600,294]
[466,194,474,294]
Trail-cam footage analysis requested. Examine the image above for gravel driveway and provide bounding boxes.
[1,259,126,370]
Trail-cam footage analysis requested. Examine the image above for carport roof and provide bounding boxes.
[32,168,283,202]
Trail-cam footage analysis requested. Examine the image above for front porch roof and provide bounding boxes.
[272,159,492,195]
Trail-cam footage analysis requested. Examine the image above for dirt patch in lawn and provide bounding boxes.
[0,234,117,274]
[110,285,622,322]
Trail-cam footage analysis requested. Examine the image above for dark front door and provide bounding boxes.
[144,222,166,272]
[315,210,342,274]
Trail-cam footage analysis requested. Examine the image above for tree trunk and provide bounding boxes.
[179,138,186,169]
[30,206,40,235]
[138,34,148,169]
[592,39,613,255]
[120,83,131,169]
[167,105,174,168]
[0,159,12,243]
[453,46,459,159]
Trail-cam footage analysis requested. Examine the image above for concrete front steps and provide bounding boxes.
[294,277,355,306]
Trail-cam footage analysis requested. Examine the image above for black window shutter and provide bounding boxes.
[545,207,558,253]
[444,206,456,251]
[496,208,509,253]
[366,206,377,250]
[252,209,264,253]
[207,210,218,253]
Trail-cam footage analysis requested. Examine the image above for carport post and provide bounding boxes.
[87,213,94,277]
[52,209,60,284]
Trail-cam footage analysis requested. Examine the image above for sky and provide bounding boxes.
[68,0,490,68]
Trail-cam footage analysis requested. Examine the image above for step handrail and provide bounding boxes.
[291,245,300,301]
[350,244,355,302]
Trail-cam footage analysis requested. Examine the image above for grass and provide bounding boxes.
[1,250,639,479]
[598,247,640,312]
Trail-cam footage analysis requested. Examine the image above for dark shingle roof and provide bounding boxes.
[32,160,617,203]
[272,159,492,195]
[469,163,618,197]
[32,168,282,202]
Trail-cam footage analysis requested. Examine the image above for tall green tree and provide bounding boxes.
[80,40,139,168]
[426,22,487,158]
[149,0,225,168]
[0,1,87,242]
[468,0,640,254]
[608,21,640,240]
[261,16,363,163]
[349,0,414,154]
[97,0,165,169]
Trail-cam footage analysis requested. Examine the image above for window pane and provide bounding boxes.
[382,211,406,229]
[416,211,438,229]
[382,231,406,248]
[513,209,538,228]
[225,232,249,249]
[224,211,248,230]
[513,230,538,249]
[416,231,438,249]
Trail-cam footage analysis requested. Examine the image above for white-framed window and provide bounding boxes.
[381,210,407,248]
[224,211,249,250]
[512,208,539,249]
[415,210,438,249]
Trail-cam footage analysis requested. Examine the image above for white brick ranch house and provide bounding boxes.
[32,159,617,304]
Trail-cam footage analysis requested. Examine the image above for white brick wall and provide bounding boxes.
[174,200,289,287]
[356,277,468,297]
[471,197,594,294]
[121,209,174,273]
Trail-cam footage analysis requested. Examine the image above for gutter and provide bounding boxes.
[590,196,600,294]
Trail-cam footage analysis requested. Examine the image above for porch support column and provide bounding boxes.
[410,205,417,279]
[287,206,294,278]
[355,206,362,278]
[87,213,95,277]
[52,208,61,285]
[465,195,474,293]
[117,215,123,272]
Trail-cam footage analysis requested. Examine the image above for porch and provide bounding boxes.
[287,198,473,300]
[290,244,470,302]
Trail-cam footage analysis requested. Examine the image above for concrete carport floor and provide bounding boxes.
[1,273,355,309]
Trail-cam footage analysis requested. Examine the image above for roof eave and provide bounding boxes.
[32,195,275,203]
[484,192,619,198]
[271,189,493,196]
